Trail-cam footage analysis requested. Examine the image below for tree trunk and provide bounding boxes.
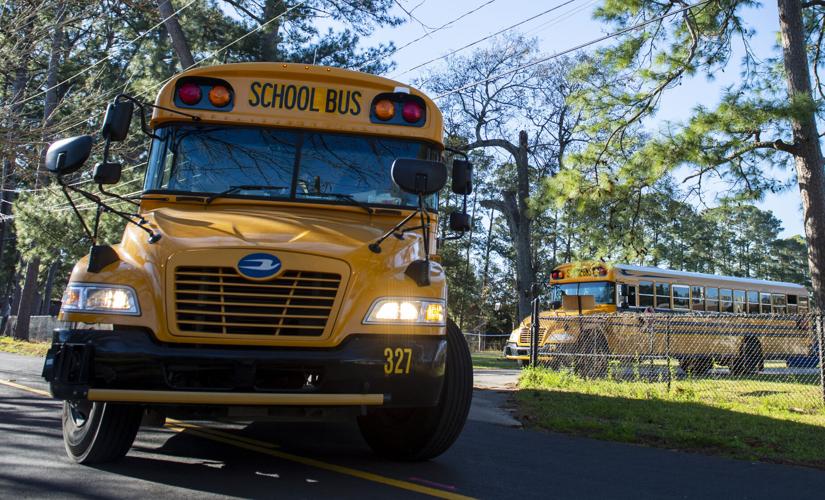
[777,0,825,310]
[157,0,195,69]
[14,257,40,341]
[37,1,67,187]
[260,0,286,61]
[40,261,58,315]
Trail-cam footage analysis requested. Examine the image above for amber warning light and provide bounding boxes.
[370,92,426,127]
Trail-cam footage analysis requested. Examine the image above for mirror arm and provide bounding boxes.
[368,209,419,253]
[59,182,95,243]
[444,147,468,160]
[115,94,200,140]
[98,183,140,207]
[61,181,160,244]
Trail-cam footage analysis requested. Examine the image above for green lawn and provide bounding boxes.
[472,351,520,370]
[518,367,825,468]
[0,336,50,356]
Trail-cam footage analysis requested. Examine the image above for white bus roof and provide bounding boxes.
[613,264,808,296]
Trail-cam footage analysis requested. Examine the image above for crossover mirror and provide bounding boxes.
[100,100,133,142]
[451,159,473,195]
[45,135,94,177]
[93,162,122,185]
[391,158,447,195]
[449,212,471,232]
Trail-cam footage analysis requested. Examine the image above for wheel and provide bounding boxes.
[358,319,473,461]
[573,331,609,378]
[731,337,763,376]
[62,400,142,464]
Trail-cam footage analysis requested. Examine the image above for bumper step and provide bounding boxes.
[87,389,386,406]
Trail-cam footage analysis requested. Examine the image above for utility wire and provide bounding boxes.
[434,0,712,99]
[354,0,500,71]
[392,0,580,79]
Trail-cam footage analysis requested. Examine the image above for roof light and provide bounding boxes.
[208,85,231,107]
[178,82,202,105]
[402,101,423,122]
[374,99,395,120]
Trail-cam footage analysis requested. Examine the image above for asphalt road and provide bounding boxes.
[3,352,825,499]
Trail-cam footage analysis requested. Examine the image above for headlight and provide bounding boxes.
[364,298,445,325]
[61,283,140,315]
[547,332,573,343]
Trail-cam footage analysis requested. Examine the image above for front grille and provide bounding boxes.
[519,325,547,345]
[173,266,341,336]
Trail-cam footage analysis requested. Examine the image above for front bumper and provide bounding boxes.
[503,342,529,360]
[42,329,446,408]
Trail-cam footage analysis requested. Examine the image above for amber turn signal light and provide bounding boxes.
[208,85,231,107]
[373,99,395,120]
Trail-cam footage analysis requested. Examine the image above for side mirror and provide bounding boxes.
[93,162,122,185]
[45,136,94,177]
[449,212,471,232]
[451,159,473,195]
[391,158,447,195]
[101,100,133,142]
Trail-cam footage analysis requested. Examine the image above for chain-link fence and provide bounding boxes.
[523,303,825,410]
[464,332,510,353]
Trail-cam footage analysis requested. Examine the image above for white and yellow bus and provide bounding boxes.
[504,262,812,374]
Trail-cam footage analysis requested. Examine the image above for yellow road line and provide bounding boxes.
[0,379,51,397]
[166,419,279,449]
[0,379,474,500]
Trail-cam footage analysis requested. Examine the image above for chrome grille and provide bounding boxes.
[174,266,340,336]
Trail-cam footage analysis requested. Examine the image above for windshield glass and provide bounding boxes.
[550,281,616,305]
[145,125,441,208]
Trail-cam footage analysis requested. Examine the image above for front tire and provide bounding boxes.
[62,400,142,464]
[358,319,473,461]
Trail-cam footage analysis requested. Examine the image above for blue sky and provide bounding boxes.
[359,0,805,238]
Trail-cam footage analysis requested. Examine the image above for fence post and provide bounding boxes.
[666,315,671,392]
[530,297,539,367]
[817,314,825,406]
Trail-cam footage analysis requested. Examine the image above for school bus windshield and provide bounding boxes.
[551,281,616,305]
[145,124,441,208]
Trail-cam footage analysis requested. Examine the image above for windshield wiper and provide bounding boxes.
[205,185,288,205]
[304,192,374,214]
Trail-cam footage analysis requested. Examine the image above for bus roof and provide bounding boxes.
[149,62,443,144]
[613,264,808,295]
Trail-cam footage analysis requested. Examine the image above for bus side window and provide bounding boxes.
[639,281,654,307]
[720,288,733,313]
[673,284,690,310]
[760,292,772,313]
[655,282,671,309]
[733,290,745,313]
[691,286,704,311]
[772,294,787,314]
[787,294,798,313]
[619,284,637,307]
[706,287,719,312]
[747,291,759,314]
[799,296,809,312]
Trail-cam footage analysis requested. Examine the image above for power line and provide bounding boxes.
[391,0,580,79]
[434,0,712,100]
[16,0,199,108]
[354,0,500,71]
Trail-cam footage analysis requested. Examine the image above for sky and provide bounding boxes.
[356,0,805,238]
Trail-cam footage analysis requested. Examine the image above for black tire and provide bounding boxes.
[62,400,142,464]
[731,337,764,376]
[358,319,473,461]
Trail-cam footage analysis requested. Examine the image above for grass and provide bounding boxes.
[517,367,825,468]
[0,336,50,356]
[471,351,520,370]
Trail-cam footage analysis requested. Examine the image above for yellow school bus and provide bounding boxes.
[504,262,812,374]
[41,63,474,463]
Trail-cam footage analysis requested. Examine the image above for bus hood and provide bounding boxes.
[137,204,428,261]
